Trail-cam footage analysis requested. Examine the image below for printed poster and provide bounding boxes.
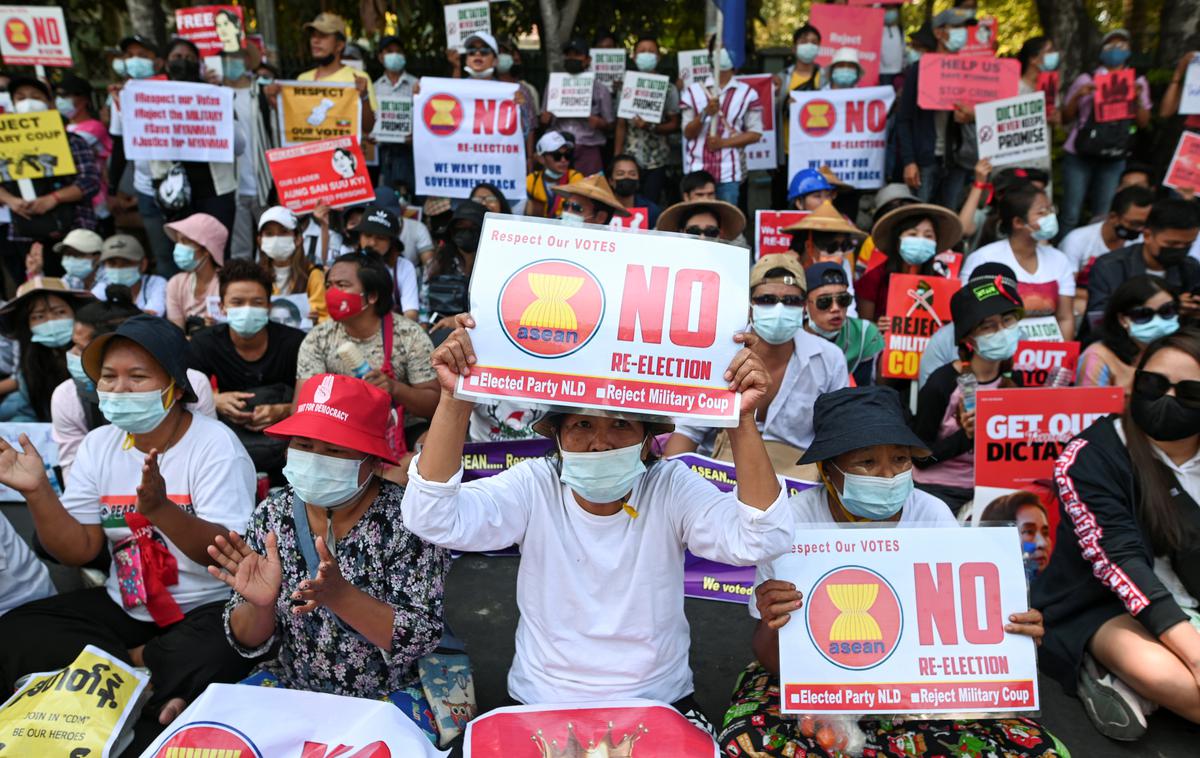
[616,71,670,124]
[266,136,374,214]
[975,92,1049,168]
[1036,70,1059,121]
[276,80,362,146]
[1012,340,1080,387]
[808,3,885,87]
[880,274,961,379]
[961,16,999,57]
[754,211,807,258]
[677,49,712,87]
[1093,68,1137,123]
[918,54,1021,111]
[120,80,234,163]
[0,5,70,66]
[609,206,649,231]
[546,72,595,118]
[444,1,490,52]
[376,92,414,143]
[1182,56,1200,115]
[788,86,895,190]
[590,48,626,89]
[174,5,244,57]
[1164,130,1200,192]
[0,111,76,180]
[736,73,777,171]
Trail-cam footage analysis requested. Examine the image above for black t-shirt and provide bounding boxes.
[187,322,306,392]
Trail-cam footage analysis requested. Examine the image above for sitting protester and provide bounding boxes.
[57,229,105,291]
[164,212,226,333]
[917,263,1021,390]
[92,234,168,317]
[1077,275,1180,394]
[0,511,54,616]
[787,167,837,212]
[856,202,964,323]
[551,174,632,226]
[257,206,328,323]
[349,204,420,321]
[803,262,883,386]
[785,201,866,272]
[654,199,746,242]
[0,315,256,724]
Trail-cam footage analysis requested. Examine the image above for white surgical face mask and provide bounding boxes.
[14,98,49,114]
[560,212,585,227]
[466,66,495,79]
[260,235,296,261]
[558,439,647,504]
[717,48,734,71]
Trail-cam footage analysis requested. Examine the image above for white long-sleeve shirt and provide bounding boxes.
[401,456,793,705]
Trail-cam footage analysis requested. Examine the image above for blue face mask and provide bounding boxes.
[283,448,371,509]
[31,318,75,348]
[256,75,273,87]
[1100,47,1131,68]
[1041,52,1060,71]
[497,53,515,74]
[975,323,1021,361]
[98,385,174,435]
[61,256,95,279]
[1030,212,1058,242]
[946,27,968,53]
[899,236,937,264]
[832,463,912,520]
[558,439,647,504]
[226,306,269,337]
[752,303,805,345]
[635,52,659,72]
[884,9,899,25]
[66,351,93,392]
[795,43,820,64]
[224,58,246,80]
[383,52,406,73]
[55,96,77,119]
[173,243,200,272]
[125,57,155,80]
[105,265,140,287]
[831,68,859,87]
[112,58,127,78]
[1129,314,1180,344]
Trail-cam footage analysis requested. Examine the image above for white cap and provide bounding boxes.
[536,131,569,155]
[53,229,103,255]
[464,31,498,55]
[257,206,298,232]
[830,47,861,68]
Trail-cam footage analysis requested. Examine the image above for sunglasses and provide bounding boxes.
[814,238,858,254]
[686,225,721,238]
[562,200,587,214]
[813,292,854,311]
[752,294,804,307]
[549,150,573,161]
[1126,302,1178,325]
[464,47,493,57]
[1134,370,1200,409]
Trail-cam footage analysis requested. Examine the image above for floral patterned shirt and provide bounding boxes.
[623,85,680,171]
[223,480,451,697]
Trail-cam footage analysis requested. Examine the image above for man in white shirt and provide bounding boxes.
[372,35,419,191]
[1059,184,1153,314]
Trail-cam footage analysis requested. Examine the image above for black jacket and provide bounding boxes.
[1085,244,1200,319]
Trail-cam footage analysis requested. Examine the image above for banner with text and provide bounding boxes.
[1094,68,1137,123]
[590,49,626,89]
[976,92,1049,168]
[413,77,525,201]
[0,5,70,66]
[444,1,490,51]
[1165,130,1200,193]
[1012,340,1080,387]
[456,215,748,425]
[755,211,807,258]
[376,92,414,142]
[678,49,712,87]
[546,72,595,118]
[174,5,243,57]
[918,54,1020,111]
[808,3,884,87]
[267,136,374,214]
[276,80,361,146]
[737,74,777,171]
[0,112,75,180]
[617,72,671,123]
[788,86,894,190]
[1182,57,1200,115]
[880,274,960,379]
[121,80,234,163]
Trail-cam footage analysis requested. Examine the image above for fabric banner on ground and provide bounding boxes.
[918,54,1020,111]
[444,1,490,51]
[590,49,626,89]
[174,5,243,57]
[788,86,894,190]
[121,80,234,163]
[0,111,75,180]
[276,80,362,146]
[546,72,595,118]
[617,72,670,123]
[880,274,960,379]
[1012,340,1080,387]
[736,74,777,171]
[754,210,807,258]
[461,439,555,481]
[1165,131,1200,192]
[376,92,414,143]
[266,136,374,213]
[808,3,884,86]
[0,5,71,66]
[976,92,1049,168]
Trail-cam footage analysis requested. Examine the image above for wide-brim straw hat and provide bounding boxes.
[783,200,865,236]
[550,174,631,217]
[870,203,964,257]
[655,200,746,240]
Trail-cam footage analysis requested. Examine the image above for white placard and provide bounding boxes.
[0,5,71,66]
[0,423,56,500]
[788,86,895,190]
[1181,55,1200,115]
[976,92,1050,168]
[121,80,234,163]
[616,71,670,123]
[377,92,414,142]
[443,1,491,52]
[546,72,595,118]
[590,48,627,88]
[678,49,713,87]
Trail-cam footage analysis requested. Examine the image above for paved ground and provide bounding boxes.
[3,504,1197,756]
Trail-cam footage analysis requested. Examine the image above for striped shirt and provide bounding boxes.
[679,79,763,183]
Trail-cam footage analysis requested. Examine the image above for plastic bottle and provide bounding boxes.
[957,371,978,413]
[336,343,371,379]
[1043,365,1073,387]
[1022,541,1039,585]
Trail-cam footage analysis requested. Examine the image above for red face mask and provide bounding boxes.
[326,287,366,321]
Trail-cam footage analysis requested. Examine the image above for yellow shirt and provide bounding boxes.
[298,65,378,113]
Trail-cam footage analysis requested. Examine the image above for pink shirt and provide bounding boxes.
[166,272,220,327]
[66,118,112,212]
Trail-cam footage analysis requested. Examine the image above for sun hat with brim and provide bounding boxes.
[265,373,399,463]
[819,166,852,193]
[0,277,94,336]
[532,409,674,440]
[951,273,1024,344]
[53,229,103,255]
[551,174,632,218]
[799,386,931,464]
[82,315,199,404]
[783,201,865,236]
[655,200,746,240]
[829,47,863,76]
[870,203,963,257]
[304,12,347,38]
[165,213,228,265]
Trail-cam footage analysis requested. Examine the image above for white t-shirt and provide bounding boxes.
[391,257,420,315]
[748,484,957,618]
[233,88,256,197]
[62,414,256,621]
[0,510,55,616]
[401,456,793,705]
[960,240,1076,317]
[1059,221,1139,278]
[398,218,434,268]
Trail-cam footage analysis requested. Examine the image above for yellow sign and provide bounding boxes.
[277,80,361,145]
[0,645,149,757]
[0,111,77,180]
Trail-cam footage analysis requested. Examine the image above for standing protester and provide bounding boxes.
[57,74,113,237]
[879,5,905,86]
[374,35,419,192]
[290,13,377,134]
[613,32,681,205]
[539,39,614,176]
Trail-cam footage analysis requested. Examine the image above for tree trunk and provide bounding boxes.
[1126,0,1149,55]
[1157,0,1200,69]
[538,0,583,72]
[1035,0,1100,86]
[255,0,279,65]
[125,0,165,48]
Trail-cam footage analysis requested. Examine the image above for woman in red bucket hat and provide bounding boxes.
[206,373,451,743]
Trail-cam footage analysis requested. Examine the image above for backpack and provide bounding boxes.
[1074,74,1134,159]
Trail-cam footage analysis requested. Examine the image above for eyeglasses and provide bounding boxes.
[1125,302,1178,325]
[464,47,493,57]
[812,292,853,311]
[472,195,501,209]
[548,150,573,161]
[685,225,721,238]
[1134,370,1200,409]
[973,312,1021,336]
[562,200,587,214]
[751,294,804,307]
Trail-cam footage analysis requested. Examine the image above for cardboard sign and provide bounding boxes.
[0,645,148,757]
[376,92,414,142]
[617,71,670,124]
[1164,130,1200,192]
[961,16,998,57]
[276,80,361,146]
[120,80,234,163]
[1182,57,1200,115]
[456,215,748,425]
[788,86,895,190]
[0,5,70,66]
[677,49,712,87]
[267,136,374,214]
[0,112,76,180]
[918,54,1020,111]
[174,5,244,57]
[976,92,1049,168]
[1013,340,1080,387]
[737,74,777,171]
[609,207,649,231]
[808,3,885,87]
[1037,70,1059,121]
[546,72,595,118]
[444,1,490,51]
[755,211,807,258]
[413,77,525,201]
[881,274,961,379]
[590,48,626,89]
[1094,68,1137,123]
[775,526,1039,715]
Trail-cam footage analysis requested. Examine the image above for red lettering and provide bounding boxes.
[617,265,668,344]
[914,562,958,645]
[301,743,390,758]
[33,17,60,45]
[473,99,497,135]
[496,99,517,135]
[867,100,887,131]
[669,269,719,348]
[845,101,865,133]
[959,562,1004,644]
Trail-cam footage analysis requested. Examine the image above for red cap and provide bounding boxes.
[264,374,397,463]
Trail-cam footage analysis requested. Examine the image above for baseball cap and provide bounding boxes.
[7,76,50,100]
[265,374,398,462]
[119,34,159,56]
[354,205,400,239]
[54,229,103,255]
[82,314,199,403]
[464,32,498,54]
[257,206,298,232]
[951,273,1024,343]
[563,38,589,55]
[537,131,571,155]
[304,12,347,38]
[378,35,403,52]
[750,254,806,290]
[99,234,146,263]
[1102,29,1131,46]
[805,261,849,293]
[933,8,978,28]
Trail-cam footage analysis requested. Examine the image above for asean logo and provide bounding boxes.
[153,721,262,757]
[498,259,604,358]
[423,93,463,137]
[799,100,837,138]
[807,566,902,670]
[4,18,31,51]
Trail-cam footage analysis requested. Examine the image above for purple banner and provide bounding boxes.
[461,438,555,481]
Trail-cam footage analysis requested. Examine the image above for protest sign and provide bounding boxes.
[0,112,75,181]
[0,645,147,757]
[466,700,719,757]
[918,54,1021,111]
[444,1,490,51]
[775,526,1040,715]
[141,683,444,757]
[0,5,70,66]
[1164,130,1200,193]
[609,207,649,231]
[121,80,234,163]
[269,293,314,331]
[546,72,595,118]
[976,92,1049,168]
[267,136,374,214]
[1093,68,1137,122]
[616,71,670,123]
[456,215,748,425]
[881,274,961,379]
[0,423,58,499]
[376,92,414,143]
[737,74,777,171]
[590,48,626,89]
[1037,70,1060,120]
[276,80,361,146]
[1018,315,1064,342]
[788,86,895,190]
[755,211,807,258]
[462,439,555,481]
[413,77,525,201]
[174,5,243,57]
[678,49,712,87]
[1182,56,1200,115]
[1012,340,1080,387]
[961,16,999,56]
[808,3,884,87]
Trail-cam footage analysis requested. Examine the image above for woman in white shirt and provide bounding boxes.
[401,314,793,728]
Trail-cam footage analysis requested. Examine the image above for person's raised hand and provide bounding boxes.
[0,433,48,495]
[135,449,169,517]
[430,313,477,394]
[974,158,993,185]
[206,530,282,608]
[291,536,350,614]
[755,579,803,630]
[727,332,770,416]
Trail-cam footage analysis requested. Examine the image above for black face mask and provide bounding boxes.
[613,179,639,197]
[1113,224,1140,241]
[1156,245,1191,267]
[1131,390,1200,442]
[167,58,201,82]
[452,228,481,253]
[563,59,586,75]
[313,53,338,67]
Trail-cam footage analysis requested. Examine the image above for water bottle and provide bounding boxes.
[1021,541,1039,585]
[1043,365,1073,388]
[956,371,978,413]
[336,343,371,379]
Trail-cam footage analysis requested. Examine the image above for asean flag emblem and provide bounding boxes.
[4,18,31,51]
[423,93,463,137]
[799,99,837,138]
[498,260,605,358]
[806,566,903,670]
[153,722,262,757]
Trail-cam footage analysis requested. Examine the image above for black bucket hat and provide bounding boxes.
[798,386,931,464]
[952,271,1024,344]
[82,315,198,403]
